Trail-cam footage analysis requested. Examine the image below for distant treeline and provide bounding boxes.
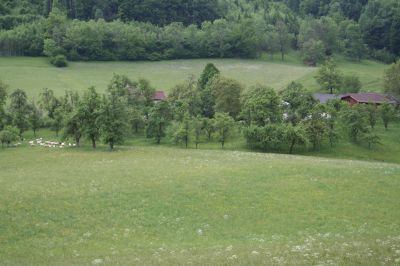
[1,0,400,63]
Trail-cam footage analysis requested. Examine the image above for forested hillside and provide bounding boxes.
[0,0,399,64]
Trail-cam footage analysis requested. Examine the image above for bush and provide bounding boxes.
[50,55,68,67]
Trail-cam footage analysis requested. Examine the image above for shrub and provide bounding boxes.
[50,54,68,67]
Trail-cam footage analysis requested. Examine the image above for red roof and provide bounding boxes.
[153,91,166,101]
[341,93,397,104]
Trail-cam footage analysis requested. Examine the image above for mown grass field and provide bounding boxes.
[1,145,400,265]
[0,54,388,98]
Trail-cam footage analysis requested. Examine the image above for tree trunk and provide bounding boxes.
[91,137,96,149]
[221,140,224,149]
[110,141,114,150]
[33,129,36,137]
[76,137,80,147]
[289,140,295,154]
[196,142,198,149]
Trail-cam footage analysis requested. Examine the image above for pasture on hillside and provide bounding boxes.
[1,146,400,265]
[0,55,387,98]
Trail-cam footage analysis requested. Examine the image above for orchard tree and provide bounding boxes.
[9,89,30,138]
[39,88,61,119]
[364,104,378,129]
[63,107,84,147]
[198,63,220,118]
[341,105,369,143]
[28,101,43,137]
[280,82,316,124]
[99,93,128,150]
[241,86,282,126]
[209,76,243,118]
[146,101,172,144]
[127,107,145,134]
[384,61,400,97]
[169,77,201,117]
[315,58,343,94]
[81,87,102,148]
[378,103,396,130]
[325,103,341,147]
[214,112,235,149]
[192,116,203,149]
[173,114,191,148]
[50,107,64,137]
[304,105,329,150]
[0,126,19,148]
[202,117,215,141]
[284,124,307,154]
[363,132,381,149]
[198,63,220,90]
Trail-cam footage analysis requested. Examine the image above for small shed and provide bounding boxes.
[341,93,397,106]
[153,91,166,102]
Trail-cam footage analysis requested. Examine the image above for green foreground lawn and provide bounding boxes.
[0,55,388,98]
[1,145,400,265]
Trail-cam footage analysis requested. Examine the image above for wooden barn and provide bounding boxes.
[340,93,398,106]
[153,91,166,102]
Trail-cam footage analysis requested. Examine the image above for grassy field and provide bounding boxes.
[1,145,400,265]
[0,54,388,98]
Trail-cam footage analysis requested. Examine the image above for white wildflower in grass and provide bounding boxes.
[223,214,229,220]
[229,254,238,260]
[225,245,233,252]
[197,229,203,235]
[91,258,103,265]
[251,250,259,256]
[83,232,92,238]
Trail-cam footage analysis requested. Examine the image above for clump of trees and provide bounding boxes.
[0,62,398,152]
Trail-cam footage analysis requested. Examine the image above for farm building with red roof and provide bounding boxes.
[153,91,166,102]
[341,93,398,106]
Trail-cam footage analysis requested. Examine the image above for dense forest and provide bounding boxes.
[0,0,400,64]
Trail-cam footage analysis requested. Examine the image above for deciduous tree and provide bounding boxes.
[214,112,234,149]
[315,58,343,94]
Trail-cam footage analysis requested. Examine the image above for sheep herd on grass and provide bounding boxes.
[28,138,76,148]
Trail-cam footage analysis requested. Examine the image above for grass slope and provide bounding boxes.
[0,54,387,98]
[1,146,400,265]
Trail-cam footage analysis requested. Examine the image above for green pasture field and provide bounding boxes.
[1,144,400,265]
[0,54,388,98]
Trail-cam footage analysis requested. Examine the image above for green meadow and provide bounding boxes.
[1,145,400,265]
[0,54,387,98]
[1,55,398,265]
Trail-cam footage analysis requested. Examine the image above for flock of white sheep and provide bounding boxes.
[29,138,76,148]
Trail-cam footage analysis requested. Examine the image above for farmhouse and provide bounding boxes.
[341,93,398,106]
[153,91,166,102]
